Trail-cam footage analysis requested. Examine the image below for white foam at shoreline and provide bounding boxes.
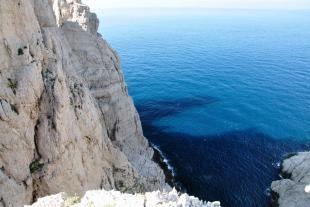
[152,144,177,177]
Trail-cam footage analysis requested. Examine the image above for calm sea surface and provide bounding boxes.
[98,9,310,207]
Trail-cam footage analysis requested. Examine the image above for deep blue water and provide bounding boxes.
[98,9,310,207]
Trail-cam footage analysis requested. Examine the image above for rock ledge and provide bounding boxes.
[271,152,310,207]
[26,189,221,207]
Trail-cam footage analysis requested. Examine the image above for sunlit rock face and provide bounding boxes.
[0,0,167,206]
[25,189,221,207]
[271,152,310,207]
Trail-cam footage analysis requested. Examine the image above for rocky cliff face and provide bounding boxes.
[0,1,167,206]
[271,152,310,207]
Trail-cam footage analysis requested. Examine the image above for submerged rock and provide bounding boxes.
[271,152,310,207]
[25,189,221,207]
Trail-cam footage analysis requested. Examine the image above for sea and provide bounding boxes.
[98,9,310,207]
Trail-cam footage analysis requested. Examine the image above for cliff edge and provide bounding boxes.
[0,0,168,206]
[26,189,221,207]
[271,152,310,207]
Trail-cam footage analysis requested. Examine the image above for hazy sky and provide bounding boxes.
[83,0,310,10]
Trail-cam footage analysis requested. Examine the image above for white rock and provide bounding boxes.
[24,193,67,207]
[26,189,218,207]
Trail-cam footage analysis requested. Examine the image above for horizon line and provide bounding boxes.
[91,6,310,11]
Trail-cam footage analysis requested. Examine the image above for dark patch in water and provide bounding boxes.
[137,96,219,122]
[136,97,310,207]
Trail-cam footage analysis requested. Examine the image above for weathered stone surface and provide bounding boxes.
[25,189,221,207]
[271,152,310,207]
[0,0,167,206]
[53,0,99,34]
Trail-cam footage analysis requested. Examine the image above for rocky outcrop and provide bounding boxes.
[25,189,221,207]
[271,152,310,207]
[0,0,167,206]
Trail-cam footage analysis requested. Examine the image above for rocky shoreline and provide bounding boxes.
[270,152,310,207]
[151,144,185,192]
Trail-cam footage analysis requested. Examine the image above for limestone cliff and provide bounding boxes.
[271,152,310,207]
[0,0,167,206]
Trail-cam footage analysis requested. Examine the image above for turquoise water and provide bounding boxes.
[98,9,310,207]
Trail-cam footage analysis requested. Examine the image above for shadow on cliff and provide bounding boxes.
[135,96,310,207]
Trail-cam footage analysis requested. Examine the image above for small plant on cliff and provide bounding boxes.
[17,48,24,55]
[65,195,80,207]
[7,79,17,94]
[29,159,44,173]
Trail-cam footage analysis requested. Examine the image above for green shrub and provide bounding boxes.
[7,79,17,94]
[29,159,44,173]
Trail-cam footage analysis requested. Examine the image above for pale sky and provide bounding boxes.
[83,0,310,10]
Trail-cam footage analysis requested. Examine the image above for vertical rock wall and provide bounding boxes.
[0,1,167,206]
